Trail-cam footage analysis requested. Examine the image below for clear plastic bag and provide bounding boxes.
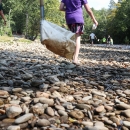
[40,20,76,59]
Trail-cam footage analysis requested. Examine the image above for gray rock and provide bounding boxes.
[7,125,20,130]
[121,109,130,117]
[6,106,22,118]
[37,119,50,126]
[15,113,33,124]
[123,121,130,128]
[40,97,54,106]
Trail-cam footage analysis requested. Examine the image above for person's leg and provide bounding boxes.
[73,33,81,64]
[91,39,93,46]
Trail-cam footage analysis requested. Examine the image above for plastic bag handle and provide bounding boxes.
[40,0,44,6]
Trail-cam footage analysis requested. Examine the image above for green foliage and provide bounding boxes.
[44,0,65,26]
[1,0,130,43]
[107,0,130,43]
[124,36,129,44]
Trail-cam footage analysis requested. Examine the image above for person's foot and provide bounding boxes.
[72,60,80,65]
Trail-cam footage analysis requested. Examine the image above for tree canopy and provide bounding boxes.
[0,0,129,44]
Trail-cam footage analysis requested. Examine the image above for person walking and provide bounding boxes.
[89,32,97,46]
[107,35,111,47]
[59,0,98,65]
[0,0,6,25]
[110,37,113,45]
[102,36,106,44]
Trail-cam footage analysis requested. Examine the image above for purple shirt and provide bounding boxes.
[61,0,88,24]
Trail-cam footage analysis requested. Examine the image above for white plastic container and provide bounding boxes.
[92,24,97,30]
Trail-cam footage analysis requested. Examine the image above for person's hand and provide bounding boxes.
[93,19,98,27]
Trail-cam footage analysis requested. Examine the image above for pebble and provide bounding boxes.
[0,41,130,130]
[15,113,33,124]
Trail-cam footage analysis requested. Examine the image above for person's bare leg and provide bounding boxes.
[73,33,81,64]
[91,40,93,46]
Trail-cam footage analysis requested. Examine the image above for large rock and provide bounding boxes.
[121,109,130,118]
[15,113,33,124]
[6,106,22,118]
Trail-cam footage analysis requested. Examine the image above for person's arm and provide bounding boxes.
[0,10,6,25]
[84,4,98,26]
[59,2,65,11]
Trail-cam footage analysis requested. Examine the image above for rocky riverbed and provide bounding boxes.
[0,41,130,130]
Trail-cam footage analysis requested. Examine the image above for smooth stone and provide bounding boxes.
[104,105,113,111]
[116,103,130,109]
[58,97,67,102]
[66,105,74,110]
[59,86,68,93]
[9,100,20,105]
[40,97,54,106]
[6,106,22,118]
[121,109,130,118]
[104,119,113,125]
[46,107,54,116]
[123,121,130,128]
[94,126,108,130]
[91,90,106,97]
[0,90,9,96]
[48,118,56,124]
[21,73,33,80]
[33,98,40,103]
[2,118,15,123]
[124,90,130,95]
[54,82,66,87]
[0,109,5,114]
[94,121,104,126]
[58,110,68,116]
[110,116,120,125]
[15,113,33,124]
[37,119,50,126]
[0,99,4,106]
[95,105,104,113]
[31,80,44,87]
[64,95,74,102]
[52,91,61,98]
[31,105,45,115]
[105,112,115,116]
[69,110,84,119]
[7,125,20,130]
[25,89,33,94]
[82,95,92,102]
[21,97,31,102]
[81,121,93,126]
[12,88,22,93]
[83,126,98,130]
[36,92,50,98]
[60,124,70,128]
[122,126,129,130]
[19,122,28,129]
[88,110,93,120]
[75,104,91,110]
[66,64,76,69]
[55,105,65,111]
[60,116,68,123]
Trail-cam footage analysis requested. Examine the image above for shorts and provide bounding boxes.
[90,39,94,42]
[68,23,84,34]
